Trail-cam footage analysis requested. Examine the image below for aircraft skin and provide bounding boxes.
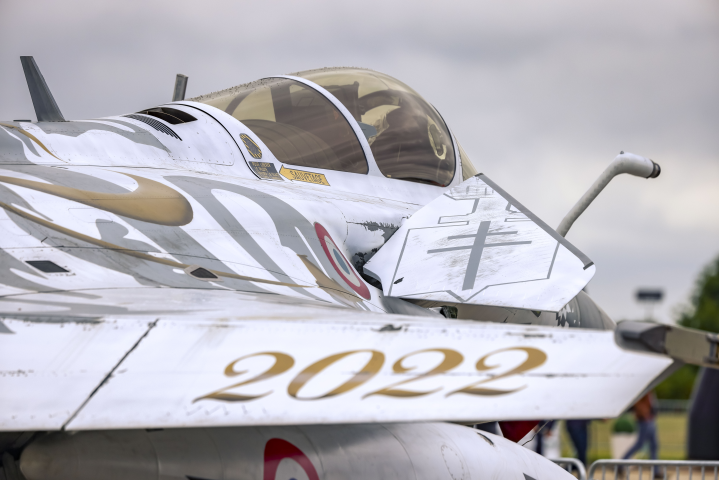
[19,423,571,480]
[0,66,675,479]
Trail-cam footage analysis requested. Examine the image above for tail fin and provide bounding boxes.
[20,56,65,122]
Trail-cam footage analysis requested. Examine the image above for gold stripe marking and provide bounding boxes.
[0,172,193,227]
[0,122,66,162]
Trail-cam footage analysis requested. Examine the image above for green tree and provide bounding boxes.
[655,364,698,399]
[678,255,719,334]
[655,255,719,399]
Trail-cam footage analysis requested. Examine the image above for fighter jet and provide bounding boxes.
[0,57,716,480]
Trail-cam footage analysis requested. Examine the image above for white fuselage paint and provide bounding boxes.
[19,423,574,480]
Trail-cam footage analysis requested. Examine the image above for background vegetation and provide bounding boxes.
[654,255,719,399]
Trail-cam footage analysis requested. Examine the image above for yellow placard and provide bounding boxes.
[279,166,330,186]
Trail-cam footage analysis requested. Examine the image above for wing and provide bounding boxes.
[364,174,595,312]
[1,287,672,431]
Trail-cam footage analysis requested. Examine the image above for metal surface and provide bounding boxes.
[617,321,719,367]
[556,152,660,237]
[19,56,65,122]
[172,73,188,101]
[588,460,719,480]
[552,458,588,480]
[18,423,575,480]
[1,299,673,430]
[411,289,617,329]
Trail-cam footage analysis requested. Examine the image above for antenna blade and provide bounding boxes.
[20,56,65,122]
[172,74,188,101]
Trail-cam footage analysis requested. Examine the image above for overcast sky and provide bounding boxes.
[1,0,717,323]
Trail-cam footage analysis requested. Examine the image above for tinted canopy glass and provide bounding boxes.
[296,68,456,186]
[195,78,367,174]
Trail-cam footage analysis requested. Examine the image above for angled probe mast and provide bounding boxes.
[556,151,661,237]
[20,56,65,122]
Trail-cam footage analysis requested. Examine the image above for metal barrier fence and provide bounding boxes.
[588,460,719,480]
[656,399,690,413]
[551,458,588,480]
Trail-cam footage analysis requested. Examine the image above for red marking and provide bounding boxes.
[499,420,540,442]
[314,222,371,299]
[263,438,320,480]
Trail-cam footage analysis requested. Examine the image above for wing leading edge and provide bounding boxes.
[0,288,671,431]
[364,174,596,312]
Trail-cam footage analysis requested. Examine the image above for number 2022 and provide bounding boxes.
[194,347,547,403]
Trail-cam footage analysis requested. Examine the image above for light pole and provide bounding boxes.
[636,289,663,320]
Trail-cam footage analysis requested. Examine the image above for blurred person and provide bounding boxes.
[566,419,590,466]
[622,391,658,461]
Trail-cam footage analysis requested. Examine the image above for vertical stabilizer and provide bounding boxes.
[20,56,65,122]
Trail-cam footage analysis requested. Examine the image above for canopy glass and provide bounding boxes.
[197,77,368,174]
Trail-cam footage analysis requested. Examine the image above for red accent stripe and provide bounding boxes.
[314,222,371,299]
[499,420,540,443]
[263,438,320,480]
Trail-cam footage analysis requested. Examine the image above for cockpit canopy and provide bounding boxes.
[194,68,476,186]
[200,76,368,174]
